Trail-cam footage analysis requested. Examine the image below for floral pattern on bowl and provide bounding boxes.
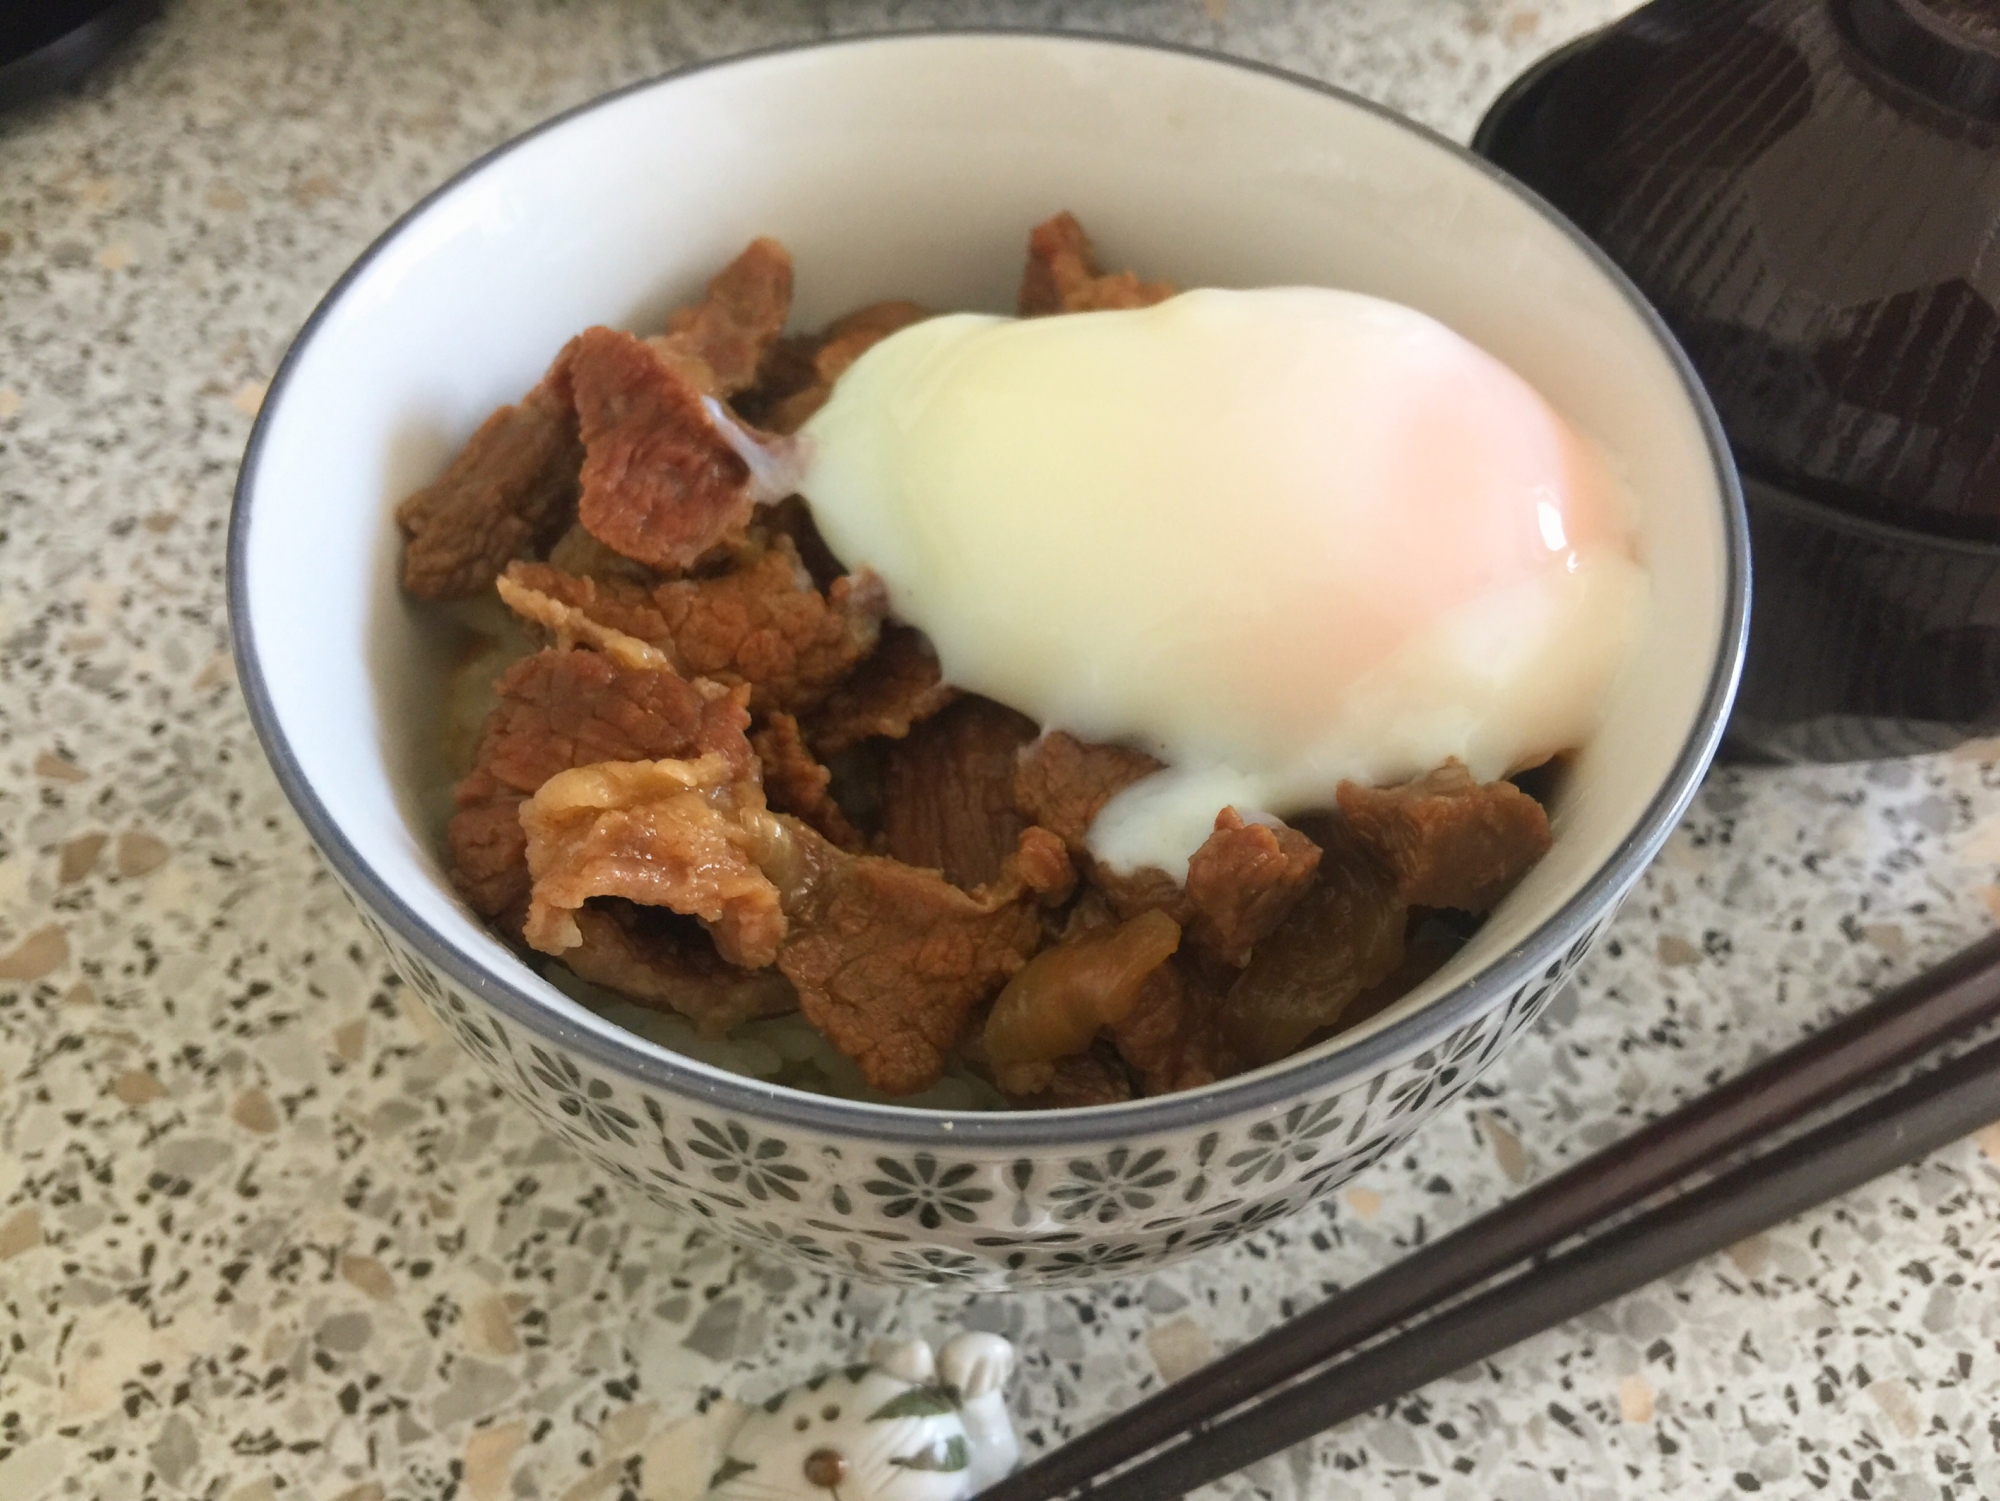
[350,895,1605,1287]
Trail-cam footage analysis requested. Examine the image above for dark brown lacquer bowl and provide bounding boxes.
[1479,0,2000,760]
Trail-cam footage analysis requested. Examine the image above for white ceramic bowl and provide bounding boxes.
[229,32,1748,1288]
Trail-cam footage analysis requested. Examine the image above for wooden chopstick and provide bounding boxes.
[1079,1026,2000,1501]
[982,930,2000,1501]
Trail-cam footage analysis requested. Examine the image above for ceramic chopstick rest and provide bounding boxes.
[705,1334,1019,1499]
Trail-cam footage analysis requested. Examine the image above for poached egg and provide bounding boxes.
[796,288,1646,879]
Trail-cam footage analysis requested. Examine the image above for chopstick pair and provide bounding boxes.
[981,930,2000,1501]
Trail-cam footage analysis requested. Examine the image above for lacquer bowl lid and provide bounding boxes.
[1478,0,2000,544]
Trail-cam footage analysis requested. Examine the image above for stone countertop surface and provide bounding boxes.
[5,1,2000,1498]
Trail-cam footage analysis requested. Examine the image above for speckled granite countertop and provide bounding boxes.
[6,2,2000,1498]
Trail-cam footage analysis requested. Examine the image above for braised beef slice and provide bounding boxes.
[446,648,751,921]
[455,649,754,798]
[398,239,790,600]
[817,741,888,839]
[807,624,957,754]
[776,826,1067,1095]
[1221,818,1407,1066]
[1011,731,1163,852]
[1017,211,1175,317]
[564,902,797,1037]
[729,334,821,428]
[516,745,1068,1093]
[519,755,786,967]
[1090,864,1193,931]
[1077,804,1322,969]
[1182,809,1323,965]
[652,536,886,713]
[880,696,1041,890]
[816,299,931,377]
[645,237,794,398]
[1111,956,1239,1096]
[446,800,535,928]
[544,522,658,584]
[766,299,931,433]
[1336,760,1552,912]
[1008,825,1080,906]
[759,494,848,590]
[1007,1045,1136,1109]
[397,364,583,600]
[502,538,886,715]
[497,563,675,672]
[753,711,866,852]
[569,326,761,571]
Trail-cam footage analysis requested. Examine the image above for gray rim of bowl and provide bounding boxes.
[227,27,1751,1149]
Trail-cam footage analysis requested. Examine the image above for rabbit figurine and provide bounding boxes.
[704,1333,1018,1501]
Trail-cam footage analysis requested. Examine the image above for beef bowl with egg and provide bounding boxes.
[227,33,1746,1288]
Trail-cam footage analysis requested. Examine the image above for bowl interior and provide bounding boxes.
[234,33,1735,1119]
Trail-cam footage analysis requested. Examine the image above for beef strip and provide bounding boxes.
[519,753,788,968]
[728,334,821,429]
[1007,1045,1136,1109]
[752,711,866,852]
[1003,823,1079,904]
[1011,731,1163,852]
[1032,762,1320,968]
[446,648,751,923]
[644,236,794,398]
[758,494,847,589]
[516,749,1073,1093]
[447,800,540,931]
[1110,956,1238,1096]
[1016,732,1321,965]
[564,902,797,1037]
[766,299,931,433]
[501,537,886,715]
[1182,809,1323,965]
[1220,817,1407,1065]
[544,521,657,584]
[812,741,888,840]
[496,564,673,673]
[1017,211,1175,317]
[776,825,1072,1095]
[398,240,791,600]
[1336,759,1552,912]
[880,696,1041,890]
[1090,865,1194,933]
[651,537,886,713]
[806,624,957,754]
[396,363,584,600]
[569,326,763,571]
